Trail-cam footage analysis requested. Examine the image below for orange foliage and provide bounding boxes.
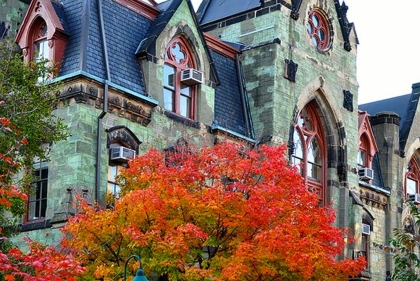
[63,142,365,280]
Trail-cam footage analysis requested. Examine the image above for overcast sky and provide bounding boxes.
[189,0,420,104]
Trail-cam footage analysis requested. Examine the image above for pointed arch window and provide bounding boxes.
[33,21,49,62]
[292,103,326,205]
[163,38,196,119]
[406,158,420,197]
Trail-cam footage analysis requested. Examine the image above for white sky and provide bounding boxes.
[188,0,420,104]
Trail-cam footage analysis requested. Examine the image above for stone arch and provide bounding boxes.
[106,126,141,153]
[362,208,375,231]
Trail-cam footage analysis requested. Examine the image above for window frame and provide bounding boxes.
[163,37,197,120]
[292,103,326,205]
[307,9,331,51]
[361,220,370,271]
[107,164,122,199]
[27,162,48,222]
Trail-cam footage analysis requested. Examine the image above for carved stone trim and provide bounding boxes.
[57,81,154,126]
[359,188,388,209]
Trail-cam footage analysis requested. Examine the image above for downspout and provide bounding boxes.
[235,54,254,139]
[95,0,110,203]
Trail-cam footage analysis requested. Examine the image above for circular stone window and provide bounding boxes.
[307,9,331,51]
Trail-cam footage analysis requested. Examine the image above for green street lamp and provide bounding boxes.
[123,254,148,281]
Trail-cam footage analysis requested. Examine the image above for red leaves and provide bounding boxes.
[63,142,365,280]
[0,238,85,281]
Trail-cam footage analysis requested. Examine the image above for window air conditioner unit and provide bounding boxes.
[408,193,420,204]
[180,69,204,85]
[362,223,371,235]
[358,167,374,180]
[110,146,136,162]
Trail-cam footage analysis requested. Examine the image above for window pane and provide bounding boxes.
[180,86,191,118]
[318,29,325,40]
[164,89,174,111]
[169,42,186,64]
[407,178,417,195]
[108,165,122,198]
[307,138,322,181]
[35,40,49,61]
[164,64,175,88]
[307,23,312,34]
[357,150,366,166]
[180,96,190,118]
[28,166,48,221]
[292,129,303,175]
[312,15,319,27]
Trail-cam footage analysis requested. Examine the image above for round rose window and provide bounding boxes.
[307,10,331,51]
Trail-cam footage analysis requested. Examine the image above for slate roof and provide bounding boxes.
[210,50,253,138]
[371,153,385,188]
[358,82,420,152]
[59,0,153,97]
[51,1,69,35]
[359,94,411,125]
[197,0,262,25]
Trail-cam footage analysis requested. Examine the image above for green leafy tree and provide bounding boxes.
[391,202,420,281]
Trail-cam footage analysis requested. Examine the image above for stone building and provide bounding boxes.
[2,0,416,280]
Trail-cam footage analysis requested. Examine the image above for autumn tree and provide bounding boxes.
[390,202,420,281]
[63,141,366,281]
[0,42,83,280]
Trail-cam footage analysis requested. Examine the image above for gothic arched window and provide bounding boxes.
[292,103,326,205]
[163,37,197,119]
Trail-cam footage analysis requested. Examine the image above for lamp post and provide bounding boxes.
[123,254,148,281]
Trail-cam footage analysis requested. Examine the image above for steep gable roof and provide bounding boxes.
[358,110,379,154]
[135,0,185,56]
[56,0,155,98]
[15,0,69,48]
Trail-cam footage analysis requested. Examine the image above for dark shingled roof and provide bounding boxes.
[359,82,420,152]
[359,94,411,126]
[211,50,252,137]
[51,1,69,35]
[136,0,183,56]
[59,0,153,96]
[197,0,262,25]
[371,153,385,188]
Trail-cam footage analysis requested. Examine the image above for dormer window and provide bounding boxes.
[163,38,197,119]
[358,134,369,168]
[15,0,69,75]
[357,111,378,182]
